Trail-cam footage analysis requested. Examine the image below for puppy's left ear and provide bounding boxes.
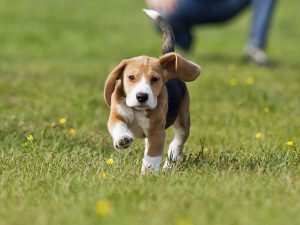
[159,52,201,82]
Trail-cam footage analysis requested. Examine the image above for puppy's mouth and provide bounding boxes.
[125,97,157,110]
[133,104,152,110]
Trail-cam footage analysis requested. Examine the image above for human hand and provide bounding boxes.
[146,0,178,15]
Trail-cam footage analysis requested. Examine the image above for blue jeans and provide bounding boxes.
[166,0,277,50]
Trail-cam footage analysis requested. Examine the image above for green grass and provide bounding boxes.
[0,0,300,225]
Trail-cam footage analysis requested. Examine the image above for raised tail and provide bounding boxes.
[143,9,175,55]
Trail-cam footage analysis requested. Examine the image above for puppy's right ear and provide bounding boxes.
[104,60,128,106]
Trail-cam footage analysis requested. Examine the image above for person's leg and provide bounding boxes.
[249,0,277,49]
[166,0,251,50]
[246,0,277,65]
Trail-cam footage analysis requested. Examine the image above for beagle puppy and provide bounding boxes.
[104,9,201,174]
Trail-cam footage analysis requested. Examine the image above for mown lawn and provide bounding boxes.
[0,0,299,225]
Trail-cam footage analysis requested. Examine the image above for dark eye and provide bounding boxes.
[128,75,135,81]
[151,76,158,83]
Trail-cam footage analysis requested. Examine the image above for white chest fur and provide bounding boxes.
[117,103,150,138]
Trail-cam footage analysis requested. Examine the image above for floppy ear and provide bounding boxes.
[159,52,201,82]
[104,60,128,106]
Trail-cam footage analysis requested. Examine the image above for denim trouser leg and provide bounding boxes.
[165,0,276,51]
[250,0,277,48]
[166,0,251,50]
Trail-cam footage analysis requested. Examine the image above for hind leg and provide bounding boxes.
[163,92,190,169]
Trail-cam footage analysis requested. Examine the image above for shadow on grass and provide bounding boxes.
[176,147,300,174]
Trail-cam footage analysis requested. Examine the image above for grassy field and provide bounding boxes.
[0,0,300,225]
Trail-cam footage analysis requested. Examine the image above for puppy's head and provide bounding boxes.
[104,53,201,109]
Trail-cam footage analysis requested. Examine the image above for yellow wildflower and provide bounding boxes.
[227,63,237,72]
[245,77,254,85]
[99,172,107,180]
[106,158,114,165]
[230,78,238,86]
[95,200,111,216]
[59,117,66,125]
[286,141,295,147]
[68,128,76,135]
[177,218,194,225]
[26,135,33,141]
[264,107,270,113]
[255,133,262,139]
[203,147,209,154]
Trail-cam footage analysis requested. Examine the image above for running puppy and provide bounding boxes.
[104,9,201,174]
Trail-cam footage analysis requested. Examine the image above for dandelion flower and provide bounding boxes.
[177,218,194,225]
[230,78,238,86]
[95,200,111,216]
[99,172,107,180]
[264,107,270,113]
[68,128,76,135]
[286,141,295,147]
[227,63,237,72]
[246,77,254,85]
[203,147,209,154]
[255,133,262,139]
[106,158,114,165]
[26,135,33,141]
[59,117,66,125]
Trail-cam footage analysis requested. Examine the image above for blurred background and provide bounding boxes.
[0,1,300,225]
[1,0,299,142]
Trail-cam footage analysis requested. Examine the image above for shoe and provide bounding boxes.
[244,44,271,66]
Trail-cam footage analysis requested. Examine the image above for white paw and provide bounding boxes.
[141,155,162,175]
[162,159,172,170]
[162,142,183,170]
[113,135,133,149]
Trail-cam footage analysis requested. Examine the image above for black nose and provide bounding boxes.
[136,93,148,103]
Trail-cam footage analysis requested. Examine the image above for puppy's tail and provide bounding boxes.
[143,9,175,55]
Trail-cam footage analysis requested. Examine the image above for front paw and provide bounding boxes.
[113,135,133,149]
